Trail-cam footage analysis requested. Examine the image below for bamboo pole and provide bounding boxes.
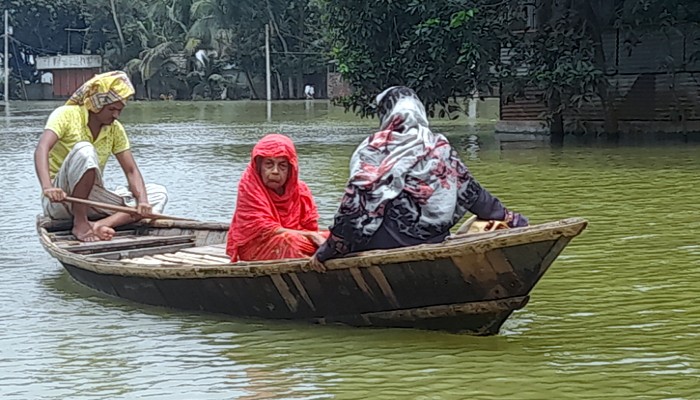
[4,10,9,109]
[265,23,271,102]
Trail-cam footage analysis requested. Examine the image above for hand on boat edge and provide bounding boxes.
[307,254,327,273]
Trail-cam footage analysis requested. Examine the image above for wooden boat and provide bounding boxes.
[37,216,587,335]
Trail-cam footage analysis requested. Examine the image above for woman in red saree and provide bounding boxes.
[226,134,328,262]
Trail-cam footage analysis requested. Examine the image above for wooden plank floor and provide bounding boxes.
[53,230,229,265]
[59,234,196,255]
[123,244,230,266]
[180,244,227,257]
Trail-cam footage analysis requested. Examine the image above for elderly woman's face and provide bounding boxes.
[259,157,290,194]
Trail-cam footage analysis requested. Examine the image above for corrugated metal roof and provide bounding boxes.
[500,89,547,120]
[501,73,700,122]
[500,26,700,129]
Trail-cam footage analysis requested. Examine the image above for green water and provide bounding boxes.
[1,100,698,399]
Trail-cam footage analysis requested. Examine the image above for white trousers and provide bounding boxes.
[42,141,168,219]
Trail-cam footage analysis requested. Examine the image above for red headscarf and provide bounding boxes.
[226,134,320,261]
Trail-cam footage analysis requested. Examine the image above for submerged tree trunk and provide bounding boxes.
[538,0,564,147]
[579,0,619,139]
[549,92,564,147]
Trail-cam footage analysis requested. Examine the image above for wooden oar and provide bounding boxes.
[64,196,193,221]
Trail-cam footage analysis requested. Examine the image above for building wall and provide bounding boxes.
[24,83,53,100]
[35,55,103,99]
[499,27,700,135]
[52,68,101,98]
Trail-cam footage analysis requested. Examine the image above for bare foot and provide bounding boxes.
[91,222,115,241]
[72,226,102,242]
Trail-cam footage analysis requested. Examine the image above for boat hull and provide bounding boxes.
[40,217,587,335]
[61,262,530,335]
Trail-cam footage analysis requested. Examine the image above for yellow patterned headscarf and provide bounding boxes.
[66,71,135,113]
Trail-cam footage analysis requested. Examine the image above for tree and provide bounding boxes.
[497,0,610,144]
[323,0,517,117]
[9,0,328,99]
[325,0,700,143]
[6,0,86,82]
[81,0,195,98]
[81,0,152,68]
[187,0,327,99]
[499,0,700,144]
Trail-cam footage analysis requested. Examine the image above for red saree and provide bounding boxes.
[226,134,325,262]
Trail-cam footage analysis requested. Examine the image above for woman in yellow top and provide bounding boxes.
[34,71,168,242]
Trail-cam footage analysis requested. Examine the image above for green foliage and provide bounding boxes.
[186,0,327,98]
[323,0,517,117]
[6,0,85,81]
[80,0,192,70]
[498,0,700,131]
[9,0,326,99]
[325,0,700,126]
[498,4,606,121]
[8,0,84,54]
[16,0,698,111]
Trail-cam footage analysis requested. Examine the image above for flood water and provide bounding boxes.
[1,100,698,399]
